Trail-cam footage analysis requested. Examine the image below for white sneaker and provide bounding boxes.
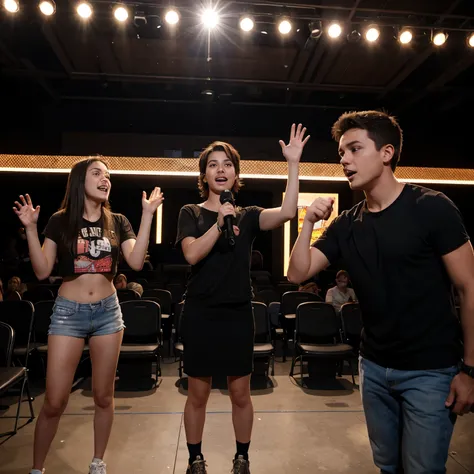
[89,461,107,474]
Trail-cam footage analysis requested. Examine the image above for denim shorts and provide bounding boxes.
[48,292,124,338]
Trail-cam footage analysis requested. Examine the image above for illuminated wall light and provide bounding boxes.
[39,0,55,16]
[113,5,128,22]
[399,29,413,44]
[433,31,447,46]
[365,24,380,42]
[201,8,218,29]
[77,2,92,19]
[327,22,342,39]
[278,19,292,35]
[156,204,163,244]
[469,33,474,48]
[4,0,19,13]
[164,9,179,25]
[240,15,254,32]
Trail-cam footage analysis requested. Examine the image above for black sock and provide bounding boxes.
[187,442,203,464]
[235,440,250,461]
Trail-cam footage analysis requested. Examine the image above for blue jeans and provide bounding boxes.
[48,292,124,338]
[359,357,458,474]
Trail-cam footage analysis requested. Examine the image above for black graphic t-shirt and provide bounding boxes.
[43,211,136,277]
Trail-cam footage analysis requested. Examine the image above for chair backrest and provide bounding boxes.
[120,300,161,344]
[296,302,340,343]
[268,301,281,328]
[166,284,185,304]
[143,289,172,314]
[277,283,299,296]
[0,321,15,367]
[117,289,140,302]
[253,289,280,306]
[34,300,55,344]
[281,291,321,316]
[340,303,363,340]
[0,300,34,348]
[23,287,54,304]
[252,301,271,343]
[5,290,21,301]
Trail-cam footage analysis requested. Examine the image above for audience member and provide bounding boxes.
[113,273,127,290]
[127,281,144,296]
[325,270,357,312]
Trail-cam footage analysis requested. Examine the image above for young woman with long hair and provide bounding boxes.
[14,157,163,474]
[176,124,309,474]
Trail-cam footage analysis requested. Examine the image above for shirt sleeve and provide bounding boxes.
[423,192,470,256]
[176,206,200,246]
[43,213,62,244]
[245,206,264,233]
[117,214,136,243]
[312,215,343,264]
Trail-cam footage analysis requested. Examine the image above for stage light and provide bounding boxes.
[278,19,292,35]
[39,0,55,16]
[202,8,218,29]
[308,20,322,39]
[165,9,179,25]
[469,33,474,48]
[366,24,380,42]
[113,5,128,22]
[77,2,92,19]
[4,0,19,13]
[433,31,447,46]
[399,29,412,44]
[328,22,342,39]
[240,15,254,32]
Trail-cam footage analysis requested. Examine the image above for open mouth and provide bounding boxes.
[215,177,228,184]
[344,170,357,179]
[98,186,109,192]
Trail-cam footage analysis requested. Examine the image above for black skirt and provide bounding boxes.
[181,300,255,377]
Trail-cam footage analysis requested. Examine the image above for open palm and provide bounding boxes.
[142,187,164,215]
[279,123,310,163]
[13,194,40,228]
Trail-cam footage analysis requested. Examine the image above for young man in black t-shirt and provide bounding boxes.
[288,111,474,473]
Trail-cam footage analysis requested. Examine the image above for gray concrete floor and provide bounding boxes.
[0,358,473,474]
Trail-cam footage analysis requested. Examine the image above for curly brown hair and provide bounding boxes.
[331,110,403,171]
[197,141,243,198]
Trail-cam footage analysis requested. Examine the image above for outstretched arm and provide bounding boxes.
[259,123,310,231]
[122,187,164,271]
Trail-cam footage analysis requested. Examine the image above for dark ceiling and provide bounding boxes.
[1,0,474,151]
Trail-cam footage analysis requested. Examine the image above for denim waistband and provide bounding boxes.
[55,292,118,311]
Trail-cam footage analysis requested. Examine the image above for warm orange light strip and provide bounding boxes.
[0,155,473,185]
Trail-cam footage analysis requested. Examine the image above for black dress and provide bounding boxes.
[176,204,263,377]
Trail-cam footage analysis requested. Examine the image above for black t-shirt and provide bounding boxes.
[314,184,469,370]
[176,204,263,306]
[43,211,136,277]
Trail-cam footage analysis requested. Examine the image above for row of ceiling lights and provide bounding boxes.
[3,0,474,48]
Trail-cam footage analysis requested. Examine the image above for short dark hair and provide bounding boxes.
[198,141,243,198]
[331,110,403,171]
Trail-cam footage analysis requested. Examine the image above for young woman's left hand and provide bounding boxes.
[142,187,164,215]
[279,123,310,164]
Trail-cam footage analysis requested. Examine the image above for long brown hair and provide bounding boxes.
[58,157,112,254]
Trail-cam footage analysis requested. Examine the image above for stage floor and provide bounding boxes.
[1,359,473,474]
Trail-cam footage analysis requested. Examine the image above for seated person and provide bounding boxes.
[298,281,321,296]
[325,270,357,312]
[127,281,144,296]
[113,273,127,290]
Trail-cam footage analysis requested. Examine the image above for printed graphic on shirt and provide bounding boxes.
[75,226,112,273]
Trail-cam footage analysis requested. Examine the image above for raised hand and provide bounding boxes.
[304,197,334,224]
[279,123,310,164]
[142,187,164,215]
[13,194,40,228]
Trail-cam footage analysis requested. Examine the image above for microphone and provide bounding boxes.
[219,189,236,247]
